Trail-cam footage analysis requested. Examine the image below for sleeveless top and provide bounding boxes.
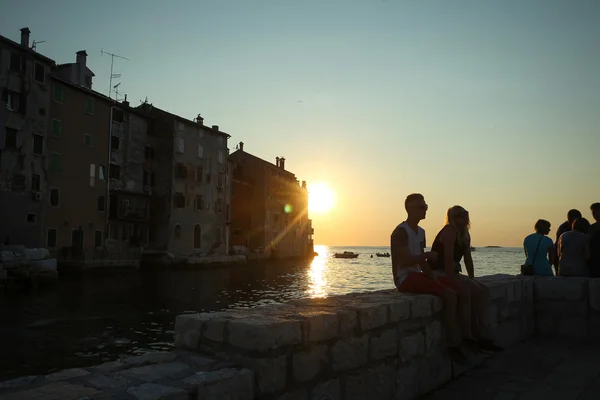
[428,226,467,272]
[391,222,426,285]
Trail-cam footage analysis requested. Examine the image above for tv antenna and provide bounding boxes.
[101,48,130,99]
[31,40,46,51]
[113,83,123,101]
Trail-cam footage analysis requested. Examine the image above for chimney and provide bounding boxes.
[239,142,244,151]
[122,94,129,107]
[196,114,204,125]
[20,27,31,48]
[76,50,87,67]
[280,157,285,170]
[276,157,280,167]
[212,125,219,131]
[302,181,306,188]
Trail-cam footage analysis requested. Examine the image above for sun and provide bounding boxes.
[308,182,336,214]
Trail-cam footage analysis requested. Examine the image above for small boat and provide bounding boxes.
[334,251,359,259]
[376,252,390,257]
[470,246,476,252]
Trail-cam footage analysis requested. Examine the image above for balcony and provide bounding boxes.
[109,193,150,222]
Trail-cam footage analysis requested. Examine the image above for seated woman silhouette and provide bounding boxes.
[523,219,555,276]
[558,217,591,277]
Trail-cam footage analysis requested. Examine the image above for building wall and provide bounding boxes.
[168,120,229,257]
[0,37,54,247]
[44,77,111,254]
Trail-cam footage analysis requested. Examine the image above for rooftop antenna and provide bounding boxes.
[113,83,122,102]
[31,40,46,52]
[100,48,130,99]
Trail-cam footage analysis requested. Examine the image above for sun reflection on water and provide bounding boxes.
[307,245,329,298]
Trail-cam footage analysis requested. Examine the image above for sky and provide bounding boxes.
[2,0,599,247]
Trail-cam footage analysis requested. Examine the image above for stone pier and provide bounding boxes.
[1,275,599,399]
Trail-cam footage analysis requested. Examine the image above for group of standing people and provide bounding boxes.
[390,193,502,362]
[523,204,600,277]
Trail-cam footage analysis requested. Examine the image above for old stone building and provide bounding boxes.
[136,104,231,258]
[0,28,56,247]
[44,71,112,257]
[229,142,313,258]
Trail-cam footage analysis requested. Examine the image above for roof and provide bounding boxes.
[51,75,115,104]
[0,33,56,66]
[229,149,296,178]
[134,103,231,139]
[56,63,96,77]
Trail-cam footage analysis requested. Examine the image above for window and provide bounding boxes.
[34,62,45,83]
[195,195,204,211]
[198,130,204,139]
[143,171,149,186]
[109,163,120,180]
[39,108,45,116]
[50,188,59,207]
[111,136,120,150]
[174,193,185,208]
[33,134,44,155]
[175,163,187,179]
[89,164,95,187]
[97,196,105,211]
[95,231,102,247]
[51,119,62,137]
[86,97,95,114]
[176,138,184,153]
[9,52,22,72]
[144,146,154,161]
[178,122,184,131]
[98,165,106,180]
[112,108,124,123]
[3,89,20,112]
[194,225,201,249]
[197,144,204,158]
[26,213,36,224]
[216,226,222,243]
[47,229,57,248]
[217,173,224,188]
[218,150,224,164]
[174,224,182,239]
[196,167,203,183]
[53,84,64,103]
[31,174,40,192]
[216,199,223,213]
[5,128,18,149]
[150,172,156,186]
[50,153,61,171]
[84,133,92,147]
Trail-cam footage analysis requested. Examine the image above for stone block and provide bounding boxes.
[204,318,227,342]
[343,364,395,400]
[184,368,254,400]
[13,382,99,400]
[396,362,420,399]
[505,281,516,303]
[398,331,425,362]
[355,303,388,331]
[94,360,127,373]
[432,297,443,314]
[499,303,521,320]
[404,295,434,318]
[337,309,358,337]
[417,348,452,394]
[311,379,341,400]
[521,278,535,302]
[174,330,200,350]
[483,303,498,328]
[85,374,131,390]
[535,301,588,318]
[127,383,187,400]
[174,313,212,349]
[228,316,301,352]
[534,278,588,301]
[46,368,90,381]
[118,362,190,382]
[236,355,287,395]
[299,310,338,342]
[484,281,507,301]
[388,298,411,322]
[293,345,328,383]
[277,388,308,400]
[556,317,588,339]
[123,351,178,367]
[370,328,397,360]
[491,319,522,348]
[331,335,369,372]
[589,279,600,311]
[535,313,556,336]
[425,320,443,351]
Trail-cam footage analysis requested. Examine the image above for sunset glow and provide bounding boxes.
[308,182,336,214]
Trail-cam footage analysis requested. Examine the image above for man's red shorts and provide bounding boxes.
[396,271,460,296]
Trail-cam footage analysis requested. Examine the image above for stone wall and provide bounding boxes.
[175,275,556,399]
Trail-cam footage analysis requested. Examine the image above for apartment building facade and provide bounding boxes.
[0,28,56,247]
[137,104,231,258]
[229,142,313,258]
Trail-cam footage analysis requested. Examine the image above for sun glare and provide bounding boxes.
[308,182,336,214]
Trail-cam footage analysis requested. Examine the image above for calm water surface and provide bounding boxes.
[0,245,524,380]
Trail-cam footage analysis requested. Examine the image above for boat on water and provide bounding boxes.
[376,252,390,257]
[334,251,359,259]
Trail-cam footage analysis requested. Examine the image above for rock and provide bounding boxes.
[399,331,425,362]
[311,379,341,400]
[331,335,369,372]
[293,345,328,383]
[369,328,397,360]
[298,310,338,342]
[184,368,254,400]
[227,315,301,352]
